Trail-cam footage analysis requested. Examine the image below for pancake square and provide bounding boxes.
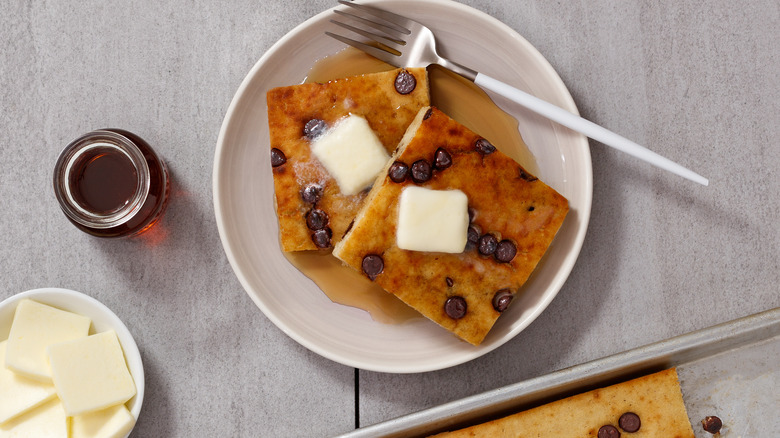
[333,107,569,345]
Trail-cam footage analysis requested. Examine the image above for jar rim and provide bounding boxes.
[53,130,151,229]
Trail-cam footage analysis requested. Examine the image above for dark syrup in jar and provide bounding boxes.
[54,129,170,238]
[70,146,138,214]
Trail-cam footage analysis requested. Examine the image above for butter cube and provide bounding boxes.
[48,330,136,416]
[5,299,91,382]
[0,398,68,438]
[0,340,57,424]
[71,404,136,438]
[396,186,469,253]
[311,114,390,195]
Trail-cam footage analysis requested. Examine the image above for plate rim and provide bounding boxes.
[213,0,593,373]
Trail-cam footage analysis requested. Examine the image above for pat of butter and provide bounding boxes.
[0,398,68,437]
[71,404,136,438]
[48,330,136,417]
[396,186,469,253]
[5,299,91,382]
[0,340,57,424]
[311,114,390,196]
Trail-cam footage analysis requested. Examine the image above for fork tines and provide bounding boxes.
[330,12,404,48]
[335,0,412,36]
[326,1,412,60]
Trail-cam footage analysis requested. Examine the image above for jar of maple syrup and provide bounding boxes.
[53,129,170,238]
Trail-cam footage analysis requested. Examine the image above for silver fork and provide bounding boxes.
[326,0,708,186]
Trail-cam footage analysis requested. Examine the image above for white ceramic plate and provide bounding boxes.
[0,288,144,434]
[213,0,592,373]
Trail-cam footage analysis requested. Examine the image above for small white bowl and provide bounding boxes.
[0,287,144,435]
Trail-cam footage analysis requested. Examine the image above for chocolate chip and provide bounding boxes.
[423,108,433,120]
[701,416,722,434]
[410,159,432,183]
[300,183,324,204]
[518,167,538,182]
[394,70,417,95]
[362,254,384,280]
[528,206,535,212]
[434,148,452,170]
[619,412,641,433]
[446,277,454,287]
[467,226,481,247]
[311,228,332,248]
[444,296,467,319]
[492,289,514,312]
[388,161,409,183]
[305,208,329,230]
[478,233,498,256]
[494,240,517,263]
[271,148,287,167]
[598,425,621,438]
[303,118,328,140]
[474,138,496,155]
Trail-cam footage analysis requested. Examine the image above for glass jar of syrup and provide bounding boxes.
[53,129,170,238]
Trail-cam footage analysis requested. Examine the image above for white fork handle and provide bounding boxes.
[474,73,709,186]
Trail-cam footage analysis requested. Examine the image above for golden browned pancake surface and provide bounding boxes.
[430,368,695,438]
[332,107,569,345]
[267,68,429,251]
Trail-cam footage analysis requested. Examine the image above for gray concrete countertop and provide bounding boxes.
[1,1,777,436]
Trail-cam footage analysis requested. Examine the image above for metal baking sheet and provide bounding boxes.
[337,307,780,438]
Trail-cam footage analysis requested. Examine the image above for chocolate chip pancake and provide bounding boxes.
[430,368,695,437]
[332,107,569,345]
[267,68,429,251]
